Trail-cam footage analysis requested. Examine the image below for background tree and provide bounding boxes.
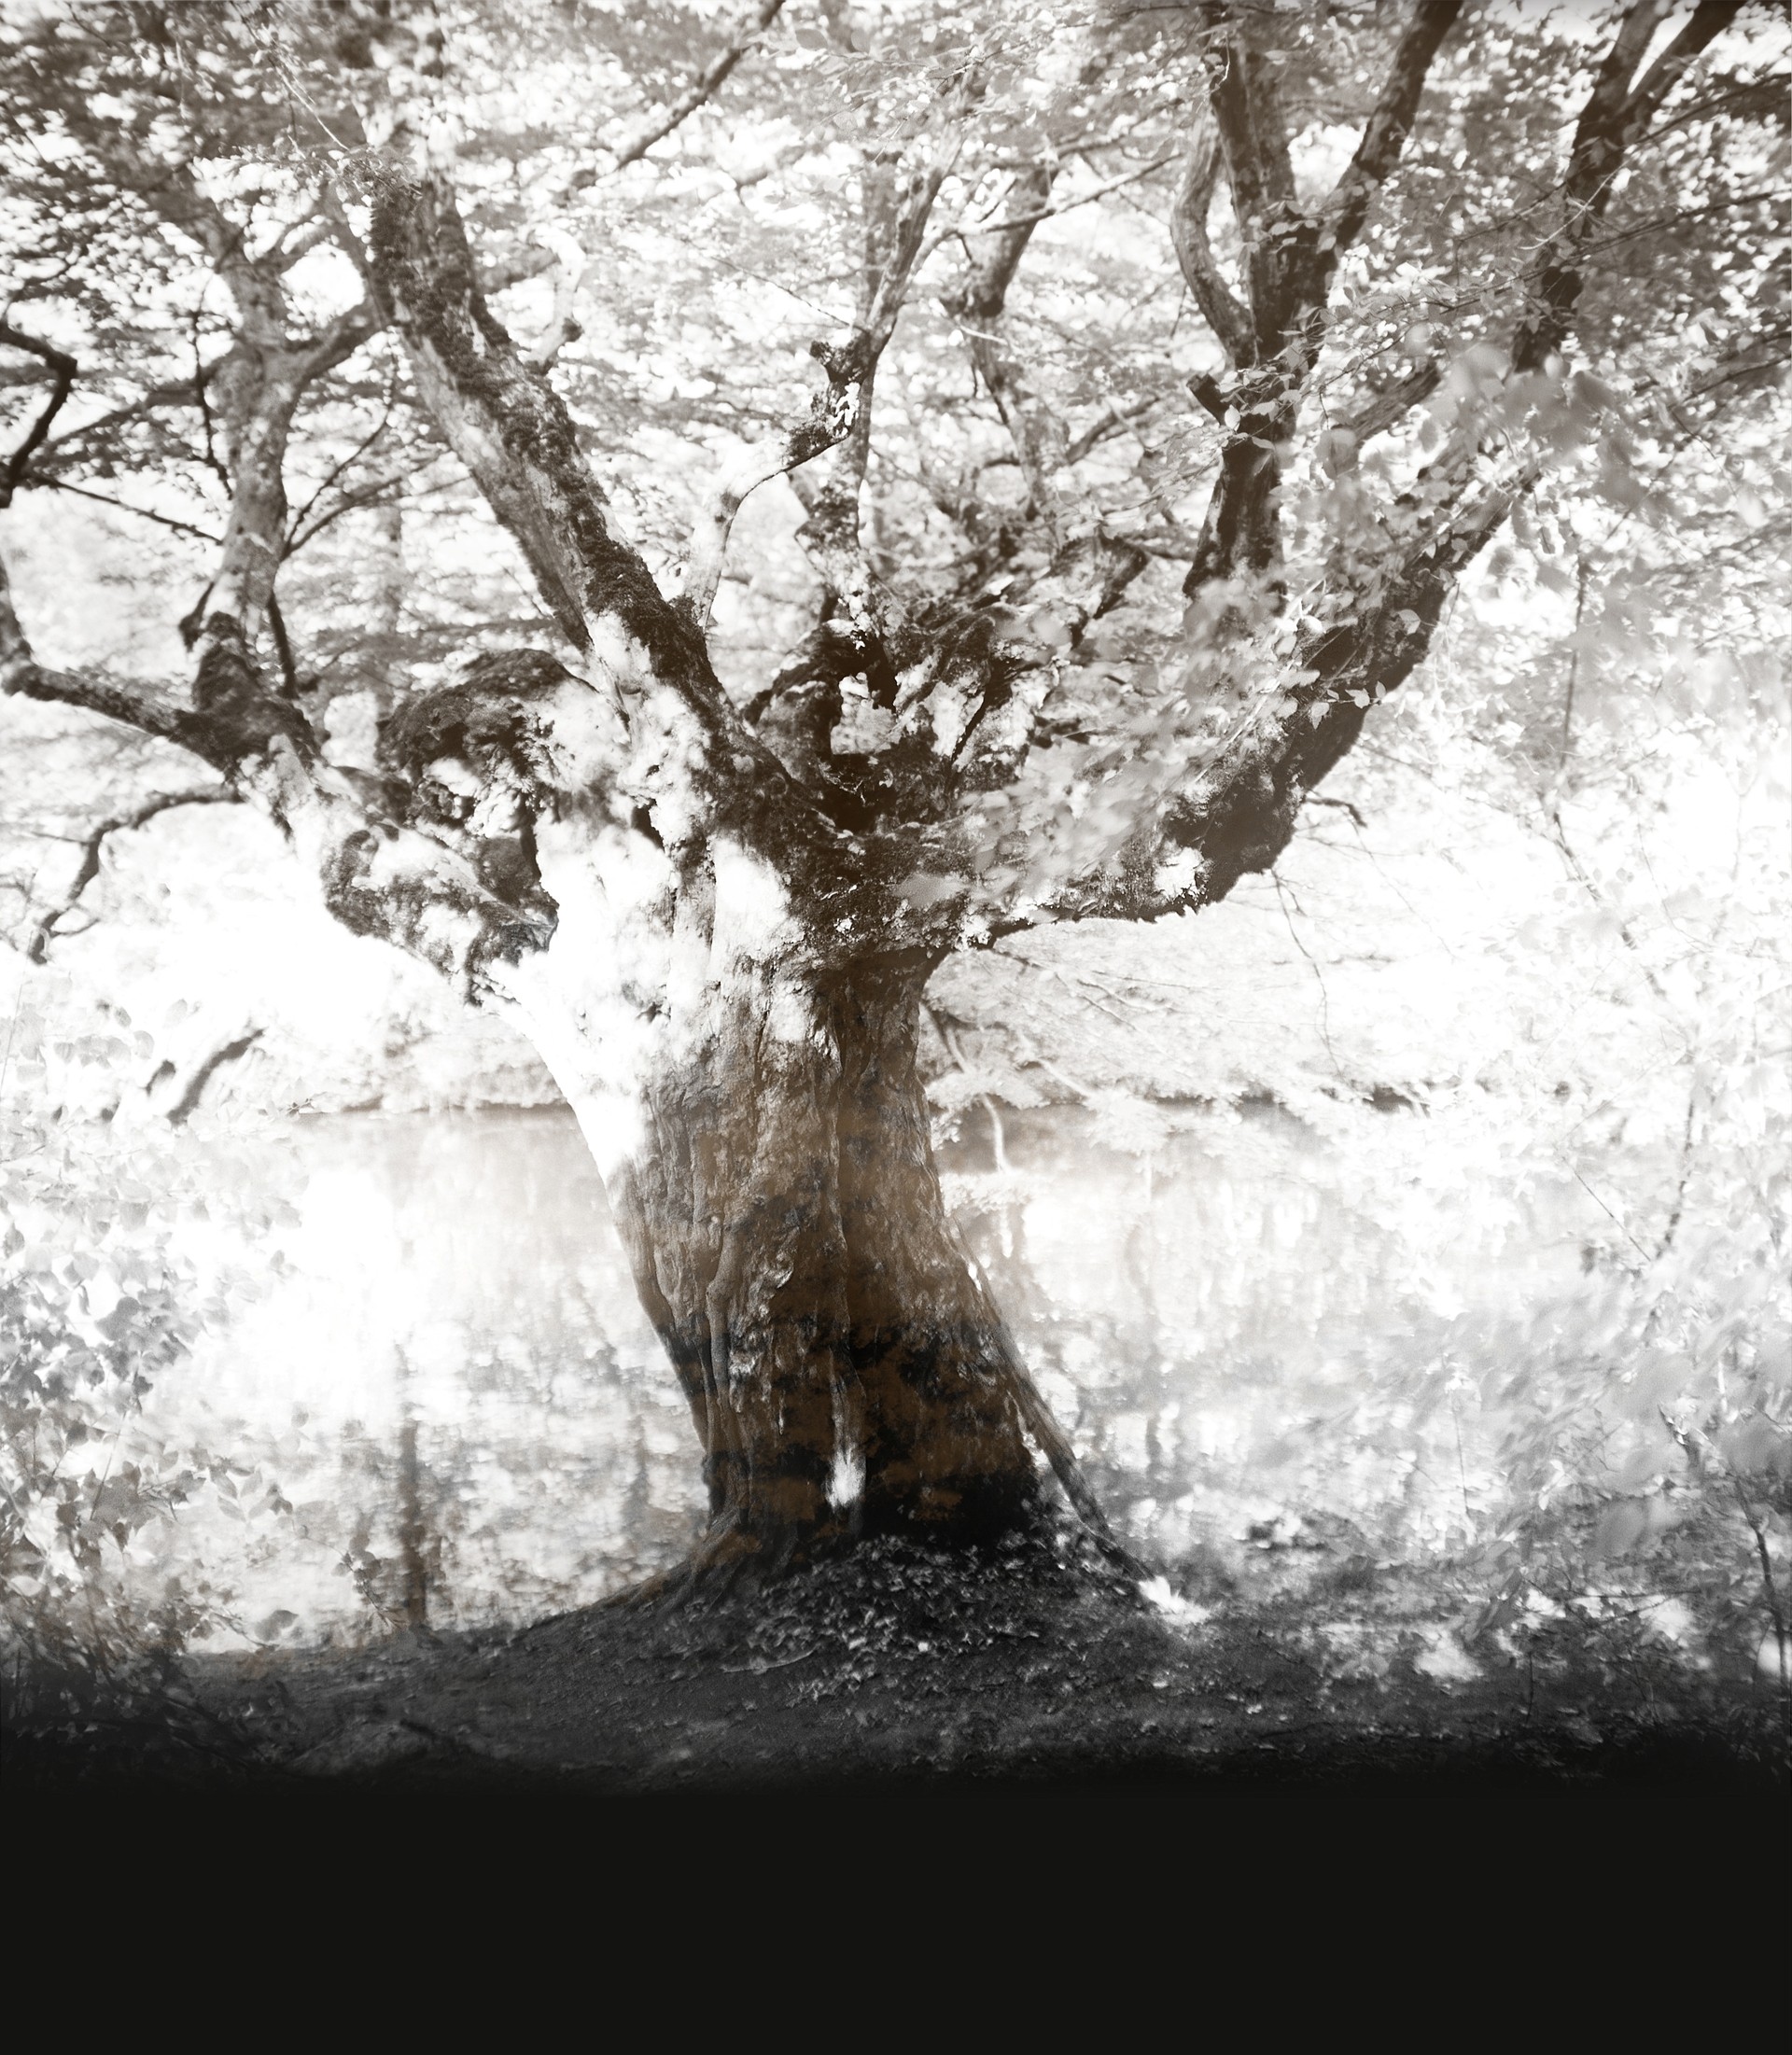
[1,0,1785,1591]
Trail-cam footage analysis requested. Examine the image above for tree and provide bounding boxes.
[1,0,1784,1591]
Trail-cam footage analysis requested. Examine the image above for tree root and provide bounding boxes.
[598,1524,779,1614]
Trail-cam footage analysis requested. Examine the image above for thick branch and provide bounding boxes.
[1169,107,1253,365]
[791,130,963,702]
[1197,7,1298,355]
[1180,1,1462,594]
[1009,462,1533,940]
[166,1029,263,1125]
[1322,0,1466,266]
[1334,360,1443,463]
[1514,0,1744,372]
[0,549,213,762]
[943,167,1070,522]
[682,336,872,628]
[365,166,835,875]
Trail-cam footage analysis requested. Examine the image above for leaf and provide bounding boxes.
[1592,1501,1648,1561]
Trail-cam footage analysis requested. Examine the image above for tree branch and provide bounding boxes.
[1322,0,1466,265]
[16,469,222,546]
[0,548,214,762]
[166,1028,263,1125]
[0,321,77,510]
[1335,359,1443,460]
[1169,105,1253,364]
[26,787,237,964]
[608,0,788,172]
[790,123,967,701]
[1180,1,1462,594]
[942,166,1070,524]
[1514,0,1744,372]
[682,336,873,628]
[523,229,587,370]
[1196,3,1297,354]
[365,164,834,874]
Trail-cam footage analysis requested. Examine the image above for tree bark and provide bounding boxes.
[586,943,1047,1579]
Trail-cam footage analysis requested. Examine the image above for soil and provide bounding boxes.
[7,1531,1787,1810]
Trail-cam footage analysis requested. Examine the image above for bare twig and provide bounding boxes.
[15,470,221,546]
[1063,391,1175,468]
[1304,791,1367,831]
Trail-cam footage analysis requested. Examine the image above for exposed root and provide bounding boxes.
[599,1524,773,1613]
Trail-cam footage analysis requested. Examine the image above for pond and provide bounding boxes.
[133,1099,1587,1649]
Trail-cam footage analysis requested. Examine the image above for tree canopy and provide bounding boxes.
[2,0,1781,957]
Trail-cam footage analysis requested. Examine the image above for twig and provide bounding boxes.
[925,152,1181,264]
[1303,791,1366,831]
[280,372,397,557]
[1272,871,1343,1078]
[15,469,220,545]
[1733,1474,1789,1712]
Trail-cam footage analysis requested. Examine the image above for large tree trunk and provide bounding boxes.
[481,829,1058,1587]
[601,948,1046,1579]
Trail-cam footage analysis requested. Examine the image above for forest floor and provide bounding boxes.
[6,1531,1786,1809]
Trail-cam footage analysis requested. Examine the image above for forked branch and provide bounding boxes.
[683,334,874,627]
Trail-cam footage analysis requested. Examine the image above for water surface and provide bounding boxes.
[134,1101,1582,1646]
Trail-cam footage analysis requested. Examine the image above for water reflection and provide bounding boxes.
[135,1102,1579,1648]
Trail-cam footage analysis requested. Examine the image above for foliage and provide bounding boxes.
[0,968,294,1731]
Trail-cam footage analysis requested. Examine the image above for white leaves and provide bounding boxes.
[926,1062,1043,1114]
[1083,1086,1169,1157]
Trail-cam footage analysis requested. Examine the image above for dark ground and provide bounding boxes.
[7,1532,1787,1812]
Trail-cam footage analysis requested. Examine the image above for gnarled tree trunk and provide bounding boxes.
[615,955,1043,1559]
[494,841,1065,1586]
